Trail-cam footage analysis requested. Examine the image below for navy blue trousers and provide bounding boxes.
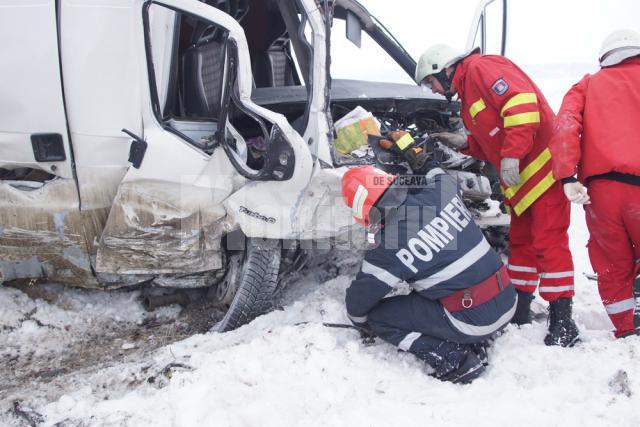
[366,287,516,370]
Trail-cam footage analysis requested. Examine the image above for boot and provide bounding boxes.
[470,342,489,366]
[544,298,580,347]
[510,290,534,325]
[416,342,486,384]
[438,351,485,384]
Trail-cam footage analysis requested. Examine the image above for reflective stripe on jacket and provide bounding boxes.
[454,54,557,215]
[550,57,640,183]
[345,169,505,329]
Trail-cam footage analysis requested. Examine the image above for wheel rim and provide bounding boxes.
[215,252,243,306]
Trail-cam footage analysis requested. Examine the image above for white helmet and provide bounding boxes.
[599,29,640,67]
[414,44,479,84]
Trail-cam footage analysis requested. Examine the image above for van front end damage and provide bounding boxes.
[0,0,510,335]
[96,181,229,279]
[0,177,100,287]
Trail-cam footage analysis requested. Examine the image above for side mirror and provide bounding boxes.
[466,0,508,55]
[345,11,362,48]
[484,0,507,55]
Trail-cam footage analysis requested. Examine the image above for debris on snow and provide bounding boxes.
[10,400,44,427]
[609,369,633,398]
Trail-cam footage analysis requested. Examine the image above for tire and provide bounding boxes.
[214,238,281,332]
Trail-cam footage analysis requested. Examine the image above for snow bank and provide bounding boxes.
[33,210,640,427]
[1,285,178,361]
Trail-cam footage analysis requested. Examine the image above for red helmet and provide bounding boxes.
[342,166,396,226]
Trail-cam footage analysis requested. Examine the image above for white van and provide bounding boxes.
[0,0,508,330]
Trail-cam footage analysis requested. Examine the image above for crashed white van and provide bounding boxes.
[0,0,508,330]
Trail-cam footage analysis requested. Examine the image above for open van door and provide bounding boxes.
[0,1,92,285]
[466,0,508,55]
[95,0,312,283]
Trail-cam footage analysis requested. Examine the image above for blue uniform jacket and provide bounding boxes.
[346,167,515,336]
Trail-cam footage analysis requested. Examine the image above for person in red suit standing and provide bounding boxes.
[550,29,640,338]
[415,44,579,346]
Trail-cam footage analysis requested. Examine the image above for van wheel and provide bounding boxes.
[213,238,281,332]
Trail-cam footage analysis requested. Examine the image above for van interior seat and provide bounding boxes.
[252,38,297,88]
[182,40,226,119]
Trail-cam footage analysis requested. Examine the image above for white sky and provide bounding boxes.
[331,0,640,86]
[362,0,640,64]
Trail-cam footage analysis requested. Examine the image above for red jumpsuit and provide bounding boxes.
[453,54,574,302]
[550,57,640,337]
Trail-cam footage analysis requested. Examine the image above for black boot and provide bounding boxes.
[416,342,486,384]
[510,290,534,325]
[544,298,580,347]
[438,351,486,384]
[470,342,489,366]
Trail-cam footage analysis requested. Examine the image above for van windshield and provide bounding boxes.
[330,17,414,85]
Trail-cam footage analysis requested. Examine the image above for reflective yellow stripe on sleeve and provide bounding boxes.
[500,92,538,117]
[503,112,540,128]
[504,148,552,199]
[352,185,368,219]
[469,98,486,119]
[512,171,556,215]
[395,133,415,150]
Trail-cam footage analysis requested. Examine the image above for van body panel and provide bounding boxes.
[0,0,505,287]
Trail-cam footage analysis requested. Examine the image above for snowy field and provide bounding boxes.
[2,64,639,426]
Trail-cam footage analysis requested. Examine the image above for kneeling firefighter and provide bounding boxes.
[342,132,516,383]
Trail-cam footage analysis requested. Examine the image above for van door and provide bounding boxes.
[0,1,94,285]
[466,0,508,55]
[0,0,75,179]
[96,0,312,281]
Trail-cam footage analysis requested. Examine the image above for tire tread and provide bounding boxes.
[217,239,281,332]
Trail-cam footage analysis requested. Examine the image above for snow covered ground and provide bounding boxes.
[2,64,639,426]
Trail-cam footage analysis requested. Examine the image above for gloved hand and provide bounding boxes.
[501,157,521,187]
[379,130,429,171]
[563,181,590,204]
[430,132,468,150]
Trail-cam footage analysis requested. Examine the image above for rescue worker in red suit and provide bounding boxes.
[414,44,579,346]
[550,29,640,338]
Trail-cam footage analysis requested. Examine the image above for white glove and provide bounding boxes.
[501,157,520,187]
[431,132,468,150]
[563,181,590,204]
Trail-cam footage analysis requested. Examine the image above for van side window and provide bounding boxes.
[143,2,297,180]
[144,3,260,168]
[145,5,231,152]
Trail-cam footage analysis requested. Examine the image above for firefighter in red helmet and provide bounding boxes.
[341,146,515,383]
